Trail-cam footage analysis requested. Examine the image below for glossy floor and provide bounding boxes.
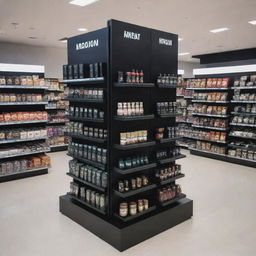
[0,150,255,256]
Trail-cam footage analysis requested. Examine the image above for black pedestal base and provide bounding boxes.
[59,194,193,251]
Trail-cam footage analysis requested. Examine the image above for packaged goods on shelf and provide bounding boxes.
[0,93,43,102]
[117,154,149,170]
[45,78,64,90]
[228,148,256,160]
[186,78,229,88]
[233,91,256,101]
[192,141,226,154]
[0,111,48,123]
[233,104,256,113]
[156,74,177,85]
[117,102,144,116]
[119,199,149,217]
[233,75,256,88]
[229,129,256,138]
[48,110,67,123]
[156,102,181,115]
[193,92,228,101]
[231,115,256,125]
[193,117,228,128]
[120,130,147,145]
[156,147,181,160]
[155,164,182,181]
[118,175,149,192]
[0,75,45,87]
[158,184,182,203]
[117,69,144,83]
[193,104,228,115]
[68,106,104,120]
[66,87,104,100]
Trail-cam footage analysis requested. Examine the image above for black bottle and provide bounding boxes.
[63,65,68,80]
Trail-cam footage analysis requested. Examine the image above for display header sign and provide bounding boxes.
[76,39,99,51]
[159,38,172,46]
[123,30,141,40]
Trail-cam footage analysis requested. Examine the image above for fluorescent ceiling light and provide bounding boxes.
[178,69,185,75]
[69,0,99,7]
[0,63,45,73]
[210,27,229,33]
[178,38,183,41]
[61,40,67,43]
[248,20,256,25]
[193,64,256,75]
[78,28,88,32]
[178,52,190,56]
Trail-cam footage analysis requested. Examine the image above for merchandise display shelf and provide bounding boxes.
[66,116,104,123]
[68,194,106,215]
[189,148,226,158]
[228,144,256,151]
[0,167,48,183]
[0,120,48,126]
[113,141,156,150]
[114,82,154,88]
[50,144,68,152]
[46,88,63,92]
[158,113,182,118]
[113,114,154,121]
[159,173,185,185]
[231,100,256,103]
[191,125,228,131]
[158,154,186,164]
[0,149,50,160]
[114,184,157,198]
[0,136,48,144]
[186,87,229,91]
[158,137,181,144]
[229,134,256,140]
[114,163,157,175]
[48,120,67,124]
[176,120,193,124]
[192,100,229,104]
[66,173,106,192]
[45,106,66,110]
[60,77,104,84]
[231,112,256,116]
[226,155,256,164]
[114,206,156,222]
[160,193,186,207]
[157,83,180,88]
[0,101,48,105]
[231,86,256,90]
[184,96,194,99]
[64,97,103,103]
[0,85,48,90]
[229,123,256,128]
[183,136,227,144]
[65,132,107,144]
[192,113,229,118]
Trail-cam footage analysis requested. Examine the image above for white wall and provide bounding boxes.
[178,61,200,78]
[0,42,67,78]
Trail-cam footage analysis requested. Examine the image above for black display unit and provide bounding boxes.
[59,20,193,251]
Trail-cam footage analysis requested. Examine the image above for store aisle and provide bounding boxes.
[0,150,255,256]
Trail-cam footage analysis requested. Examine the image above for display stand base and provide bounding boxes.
[59,194,193,251]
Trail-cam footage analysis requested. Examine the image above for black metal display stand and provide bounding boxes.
[59,20,193,251]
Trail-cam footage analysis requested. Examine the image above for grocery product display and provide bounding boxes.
[59,20,192,252]
[186,78,229,89]
[0,68,50,182]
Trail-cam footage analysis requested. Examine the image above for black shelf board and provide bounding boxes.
[60,77,104,84]
[183,136,227,144]
[0,101,48,105]
[192,113,229,118]
[158,113,182,118]
[46,107,67,110]
[65,132,107,143]
[159,174,185,185]
[113,114,154,121]
[189,148,226,158]
[114,82,155,88]
[0,167,48,183]
[192,125,228,131]
[229,134,256,140]
[226,155,256,164]
[158,137,181,144]
[46,88,63,92]
[114,141,156,150]
[50,144,68,152]
[192,100,229,104]
[66,172,106,192]
[64,97,103,103]
[48,121,67,124]
[186,87,229,91]
[231,86,256,90]
[0,120,48,126]
[231,100,256,103]
[157,83,181,88]
[0,136,48,144]
[114,163,157,175]
[68,194,106,215]
[160,193,186,207]
[229,123,256,128]
[67,153,106,170]
[228,144,256,151]
[114,184,157,198]
[184,96,194,99]
[0,85,48,90]
[176,120,193,124]
[66,115,104,123]
[0,149,50,160]
[231,112,256,116]
[158,154,186,164]
[114,206,156,222]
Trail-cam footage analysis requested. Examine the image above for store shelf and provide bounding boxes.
[67,153,106,170]
[158,113,182,118]
[66,173,106,192]
[231,100,256,103]
[114,141,156,150]
[226,155,256,164]
[50,144,68,152]
[66,116,104,123]
[65,132,107,144]
[192,100,229,104]
[64,97,103,103]
[160,193,186,207]
[157,83,181,88]
[184,96,194,99]
[183,136,227,144]
[0,136,48,144]
[0,101,48,105]
[158,137,181,144]
[46,88,63,92]
[114,184,157,198]
[186,87,229,91]
[176,120,193,124]
[114,82,154,88]
[114,206,156,222]
[231,86,256,90]
[114,163,157,175]
[0,120,48,126]
[0,149,50,160]
[45,107,67,110]
[68,194,106,214]
[0,85,48,90]
[48,120,67,124]
[231,112,256,116]
[158,154,186,164]
[229,134,256,140]
[0,167,48,183]
[192,113,229,118]
[192,125,228,131]
[159,174,185,185]
[189,148,226,158]
[229,123,256,128]
[113,114,154,121]
[60,77,104,84]
[228,144,256,151]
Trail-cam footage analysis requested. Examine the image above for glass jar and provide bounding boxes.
[129,202,137,216]
[119,202,128,217]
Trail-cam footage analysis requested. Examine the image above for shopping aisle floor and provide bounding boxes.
[0,150,255,256]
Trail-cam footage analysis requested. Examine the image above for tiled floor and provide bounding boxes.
[0,150,255,256]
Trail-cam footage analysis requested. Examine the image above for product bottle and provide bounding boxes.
[135,70,140,83]
[162,74,166,84]
[131,69,136,83]
[157,74,162,84]
[140,70,144,83]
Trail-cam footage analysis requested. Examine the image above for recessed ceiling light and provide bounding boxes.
[210,27,229,33]
[178,38,183,41]
[69,0,99,7]
[178,52,190,56]
[78,28,88,32]
[248,20,256,25]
